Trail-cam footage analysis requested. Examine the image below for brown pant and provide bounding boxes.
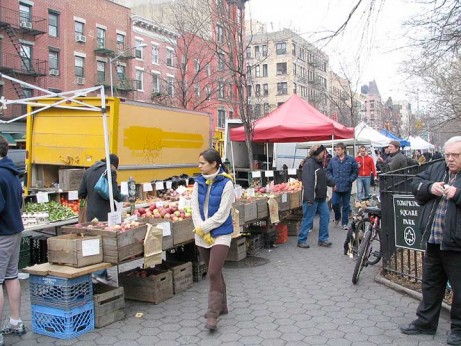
[197,245,229,292]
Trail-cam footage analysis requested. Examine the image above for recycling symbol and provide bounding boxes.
[404,227,416,246]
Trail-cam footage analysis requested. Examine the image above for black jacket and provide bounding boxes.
[78,161,124,222]
[302,157,335,204]
[412,161,461,251]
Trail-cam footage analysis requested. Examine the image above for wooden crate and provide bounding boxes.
[59,169,85,191]
[61,223,147,264]
[289,191,302,209]
[47,234,103,268]
[118,267,173,304]
[243,201,257,222]
[158,260,193,294]
[148,218,194,246]
[93,283,125,328]
[226,236,247,262]
[232,202,245,226]
[275,193,290,211]
[255,197,268,219]
[142,219,175,250]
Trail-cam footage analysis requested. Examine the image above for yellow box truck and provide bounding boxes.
[25,97,211,193]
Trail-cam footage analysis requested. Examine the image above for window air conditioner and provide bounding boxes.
[76,77,85,85]
[20,21,32,29]
[75,34,87,43]
[49,69,60,76]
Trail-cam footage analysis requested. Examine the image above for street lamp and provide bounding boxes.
[109,43,147,97]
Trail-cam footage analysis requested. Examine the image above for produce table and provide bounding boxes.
[24,217,78,235]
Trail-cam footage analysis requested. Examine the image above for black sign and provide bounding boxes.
[393,195,423,251]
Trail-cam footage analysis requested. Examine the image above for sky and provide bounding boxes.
[246,0,423,103]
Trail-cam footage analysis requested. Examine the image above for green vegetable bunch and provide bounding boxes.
[25,201,76,222]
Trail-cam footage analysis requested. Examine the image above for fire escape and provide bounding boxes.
[0,6,47,100]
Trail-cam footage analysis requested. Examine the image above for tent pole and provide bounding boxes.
[230,140,236,179]
[100,89,115,214]
[266,142,269,170]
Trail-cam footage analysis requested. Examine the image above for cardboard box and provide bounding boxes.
[47,234,103,268]
[118,267,173,304]
[93,283,125,328]
[59,169,85,191]
[61,223,147,264]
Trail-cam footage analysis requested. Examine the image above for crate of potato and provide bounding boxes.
[60,221,147,264]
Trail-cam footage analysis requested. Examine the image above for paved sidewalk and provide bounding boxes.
[5,221,451,345]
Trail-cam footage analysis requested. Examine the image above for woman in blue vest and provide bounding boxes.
[192,148,235,331]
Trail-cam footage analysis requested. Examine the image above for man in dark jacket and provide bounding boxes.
[378,140,409,172]
[0,136,26,341]
[297,145,335,248]
[78,154,124,283]
[326,142,358,230]
[400,136,461,345]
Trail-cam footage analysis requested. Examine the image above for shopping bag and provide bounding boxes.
[94,171,110,200]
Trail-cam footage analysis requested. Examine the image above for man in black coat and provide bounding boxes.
[400,136,461,345]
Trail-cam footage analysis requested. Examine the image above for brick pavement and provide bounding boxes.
[5,220,451,345]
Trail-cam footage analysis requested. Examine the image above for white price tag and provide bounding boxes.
[120,182,129,195]
[178,197,186,210]
[82,239,100,257]
[68,191,78,200]
[265,170,274,178]
[157,221,171,236]
[282,193,288,203]
[166,181,172,189]
[36,192,49,203]
[156,201,164,208]
[107,211,121,227]
[143,183,153,192]
[288,168,297,175]
[176,185,187,195]
[155,181,164,190]
[247,188,255,197]
[252,171,261,178]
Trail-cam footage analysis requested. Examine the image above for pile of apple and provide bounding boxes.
[74,220,142,232]
[134,201,192,222]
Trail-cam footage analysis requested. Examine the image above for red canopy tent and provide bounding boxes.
[230,94,354,142]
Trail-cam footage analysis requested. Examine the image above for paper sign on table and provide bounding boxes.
[176,185,187,195]
[252,171,261,178]
[82,239,101,257]
[108,211,121,227]
[120,182,129,195]
[288,168,297,175]
[265,170,274,177]
[68,191,78,200]
[155,181,164,190]
[156,221,172,237]
[36,192,49,203]
[166,181,172,189]
[143,183,153,192]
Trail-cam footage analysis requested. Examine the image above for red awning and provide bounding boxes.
[230,94,354,143]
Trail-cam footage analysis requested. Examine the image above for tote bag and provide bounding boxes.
[94,171,110,200]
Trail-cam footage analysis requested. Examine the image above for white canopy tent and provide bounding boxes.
[354,122,391,147]
[409,136,435,150]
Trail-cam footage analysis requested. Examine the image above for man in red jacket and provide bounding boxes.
[355,145,377,201]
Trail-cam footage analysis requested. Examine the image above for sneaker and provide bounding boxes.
[343,225,349,230]
[0,320,26,336]
[318,241,332,247]
[333,220,340,227]
[297,243,310,249]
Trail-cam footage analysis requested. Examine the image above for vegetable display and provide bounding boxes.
[25,201,77,222]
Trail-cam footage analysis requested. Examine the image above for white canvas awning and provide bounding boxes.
[409,136,435,150]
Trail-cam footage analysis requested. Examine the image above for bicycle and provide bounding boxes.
[351,202,382,285]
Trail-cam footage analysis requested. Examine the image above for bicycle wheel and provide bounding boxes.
[351,218,369,257]
[367,227,382,266]
[352,229,372,284]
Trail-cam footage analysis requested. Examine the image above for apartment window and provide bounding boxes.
[255,65,260,77]
[166,49,174,67]
[255,84,261,97]
[247,85,252,97]
[292,43,297,56]
[254,104,261,116]
[96,28,105,49]
[167,76,174,96]
[216,25,224,42]
[370,100,375,110]
[48,50,59,70]
[206,64,211,77]
[135,69,143,90]
[116,65,126,81]
[228,83,233,100]
[229,110,234,119]
[218,53,225,71]
[194,83,200,97]
[276,42,286,55]
[152,74,160,93]
[254,46,260,58]
[96,61,106,84]
[194,59,200,73]
[263,83,268,96]
[218,81,225,99]
[262,45,267,57]
[75,21,84,35]
[20,44,32,70]
[74,56,84,77]
[206,85,211,100]
[19,3,31,23]
[116,33,125,51]
[135,40,143,59]
[276,62,287,75]
[277,82,287,95]
[217,109,226,128]
[293,63,297,76]
[264,103,270,113]
[152,45,159,64]
[293,82,297,94]
[262,64,268,77]
[48,11,59,37]
[246,47,251,59]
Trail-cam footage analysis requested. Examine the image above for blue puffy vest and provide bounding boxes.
[196,173,233,237]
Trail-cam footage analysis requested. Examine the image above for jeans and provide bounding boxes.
[356,176,371,201]
[414,243,461,332]
[331,189,352,227]
[298,200,330,244]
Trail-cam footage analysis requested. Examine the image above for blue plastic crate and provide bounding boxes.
[29,274,92,310]
[31,302,94,339]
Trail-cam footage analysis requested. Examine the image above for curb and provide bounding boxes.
[375,273,451,313]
